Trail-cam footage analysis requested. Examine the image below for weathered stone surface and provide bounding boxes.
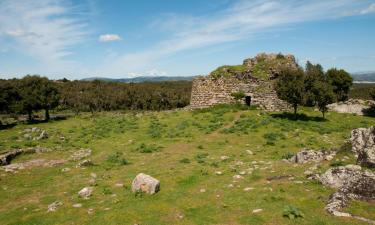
[327,99,375,115]
[350,126,375,167]
[290,149,336,164]
[1,159,66,173]
[0,149,23,166]
[131,173,160,194]
[189,53,296,111]
[47,201,62,212]
[37,130,48,140]
[320,165,375,223]
[78,187,93,199]
[76,159,93,167]
[320,164,362,189]
[70,149,92,161]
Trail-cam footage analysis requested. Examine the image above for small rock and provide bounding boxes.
[76,159,93,167]
[215,171,223,175]
[47,201,62,212]
[90,173,97,179]
[61,168,71,172]
[78,187,93,199]
[115,183,124,188]
[220,156,230,161]
[246,150,253,155]
[88,208,94,215]
[200,188,206,193]
[233,175,244,179]
[243,187,254,192]
[252,208,263,213]
[38,130,48,140]
[72,203,82,208]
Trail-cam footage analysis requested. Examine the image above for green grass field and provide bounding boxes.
[0,105,374,225]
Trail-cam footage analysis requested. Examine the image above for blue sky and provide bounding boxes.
[0,0,375,79]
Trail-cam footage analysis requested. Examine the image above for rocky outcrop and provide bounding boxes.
[132,173,160,194]
[350,126,375,167]
[1,159,66,173]
[0,147,52,166]
[320,164,362,189]
[327,99,375,116]
[320,165,375,223]
[290,149,335,164]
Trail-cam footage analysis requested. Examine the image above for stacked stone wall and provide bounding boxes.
[190,76,288,111]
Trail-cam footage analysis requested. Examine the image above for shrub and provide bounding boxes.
[179,158,191,164]
[330,161,345,167]
[281,152,294,160]
[282,205,304,219]
[136,143,162,153]
[196,153,209,164]
[106,152,129,165]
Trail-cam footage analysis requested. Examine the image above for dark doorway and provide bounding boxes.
[245,96,251,106]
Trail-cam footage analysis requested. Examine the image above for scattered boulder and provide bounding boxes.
[78,187,93,199]
[327,99,375,116]
[37,130,48,140]
[350,126,375,167]
[47,201,62,212]
[131,173,160,194]
[290,149,336,164]
[72,203,82,208]
[70,149,92,161]
[76,159,94,168]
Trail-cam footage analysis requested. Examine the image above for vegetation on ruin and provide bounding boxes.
[0,104,374,224]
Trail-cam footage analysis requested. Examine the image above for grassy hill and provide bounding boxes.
[0,105,374,224]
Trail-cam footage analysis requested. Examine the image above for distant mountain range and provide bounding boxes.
[82,76,196,83]
[81,72,375,83]
[351,71,375,83]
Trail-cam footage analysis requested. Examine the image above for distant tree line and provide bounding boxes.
[0,76,192,121]
[349,83,375,100]
[275,61,353,118]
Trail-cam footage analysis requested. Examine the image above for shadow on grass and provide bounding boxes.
[0,114,69,130]
[271,112,326,122]
[363,105,375,117]
[0,123,16,130]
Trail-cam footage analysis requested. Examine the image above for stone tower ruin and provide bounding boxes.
[190,53,298,111]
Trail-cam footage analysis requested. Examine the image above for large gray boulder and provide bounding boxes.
[290,149,335,164]
[131,173,160,194]
[320,165,375,223]
[350,126,375,167]
[320,164,362,189]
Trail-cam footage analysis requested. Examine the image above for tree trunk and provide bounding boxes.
[45,108,50,121]
[27,110,33,121]
[322,110,325,119]
[293,104,298,119]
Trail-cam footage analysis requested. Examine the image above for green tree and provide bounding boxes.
[18,75,43,121]
[0,79,20,114]
[312,81,335,118]
[39,78,60,121]
[326,68,353,102]
[275,67,305,118]
[304,61,324,106]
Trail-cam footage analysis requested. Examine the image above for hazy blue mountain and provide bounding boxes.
[82,76,195,83]
[351,72,375,83]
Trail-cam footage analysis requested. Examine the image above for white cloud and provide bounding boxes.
[360,3,375,14]
[105,0,375,74]
[99,34,122,42]
[146,69,167,76]
[0,0,88,76]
